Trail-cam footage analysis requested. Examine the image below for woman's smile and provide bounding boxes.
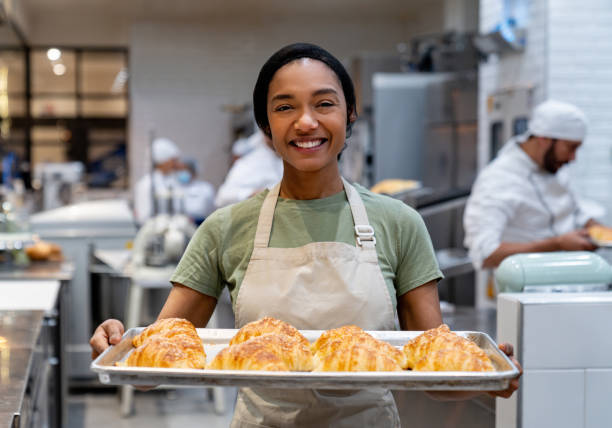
[290,137,328,151]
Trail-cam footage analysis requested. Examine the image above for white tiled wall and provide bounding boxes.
[479,0,612,224]
[478,0,548,170]
[548,0,612,223]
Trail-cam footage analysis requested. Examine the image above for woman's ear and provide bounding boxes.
[348,107,357,124]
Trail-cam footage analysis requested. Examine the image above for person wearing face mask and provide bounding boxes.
[464,100,610,269]
[175,158,215,225]
[134,137,182,225]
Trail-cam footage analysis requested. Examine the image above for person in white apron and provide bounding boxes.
[90,43,521,427]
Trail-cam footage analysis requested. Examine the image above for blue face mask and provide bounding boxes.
[176,170,192,184]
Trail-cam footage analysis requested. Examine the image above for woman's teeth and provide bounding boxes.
[294,139,324,149]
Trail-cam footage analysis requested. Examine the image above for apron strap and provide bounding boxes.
[253,179,376,249]
[341,178,376,249]
[253,182,281,248]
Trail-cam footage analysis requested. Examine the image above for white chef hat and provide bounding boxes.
[528,100,588,142]
[152,137,180,164]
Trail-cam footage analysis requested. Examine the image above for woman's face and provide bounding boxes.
[266,58,351,175]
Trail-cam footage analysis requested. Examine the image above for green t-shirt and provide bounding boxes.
[171,183,443,312]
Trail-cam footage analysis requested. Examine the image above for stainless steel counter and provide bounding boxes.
[0,310,45,428]
[0,261,74,282]
[0,278,67,428]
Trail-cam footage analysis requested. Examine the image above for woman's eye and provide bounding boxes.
[317,101,336,108]
[274,105,292,112]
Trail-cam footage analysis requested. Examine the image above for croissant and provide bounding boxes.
[125,334,206,369]
[412,349,495,371]
[208,333,314,371]
[133,318,201,348]
[312,325,408,369]
[403,324,494,372]
[230,316,309,347]
[589,225,612,242]
[314,342,402,371]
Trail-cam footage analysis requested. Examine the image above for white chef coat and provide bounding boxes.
[214,139,283,208]
[134,170,182,225]
[178,179,215,222]
[464,139,594,269]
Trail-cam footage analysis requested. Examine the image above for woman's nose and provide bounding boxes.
[295,109,317,131]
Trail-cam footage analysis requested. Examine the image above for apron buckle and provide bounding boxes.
[355,225,376,246]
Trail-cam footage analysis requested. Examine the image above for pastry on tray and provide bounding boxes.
[120,318,206,369]
[403,324,494,372]
[311,325,408,369]
[25,241,63,261]
[124,334,206,369]
[313,341,402,372]
[588,225,612,243]
[208,333,313,371]
[229,316,309,347]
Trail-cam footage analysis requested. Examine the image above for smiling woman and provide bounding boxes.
[90,42,520,428]
[253,43,358,199]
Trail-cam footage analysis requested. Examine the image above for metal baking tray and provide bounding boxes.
[91,328,520,390]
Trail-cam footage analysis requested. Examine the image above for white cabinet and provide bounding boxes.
[497,293,612,428]
[585,369,612,428]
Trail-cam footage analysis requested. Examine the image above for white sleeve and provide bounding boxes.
[214,154,267,208]
[214,174,256,208]
[463,174,518,269]
[134,175,152,225]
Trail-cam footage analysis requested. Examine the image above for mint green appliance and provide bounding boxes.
[495,251,612,293]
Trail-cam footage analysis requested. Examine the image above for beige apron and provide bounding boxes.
[231,178,399,428]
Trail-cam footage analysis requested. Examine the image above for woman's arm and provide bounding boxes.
[159,282,218,327]
[397,280,443,330]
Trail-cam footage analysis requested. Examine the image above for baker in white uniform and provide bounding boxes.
[134,137,182,225]
[175,157,216,224]
[464,100,604,269]
[214,130,283,208]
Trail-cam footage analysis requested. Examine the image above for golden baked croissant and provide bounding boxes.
[314,342,402,371]
[133,318,200,348]
[123,318,206,369]
[403,324,494,372]
[208,333,314,371]
[125,334,206,369]
[312,325,408,369]
[588,225,612,242]
[412,349,495,371]
[230,316,309,347]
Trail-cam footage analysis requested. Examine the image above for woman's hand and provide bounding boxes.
[488,343,522,399]
[90,318,125,359]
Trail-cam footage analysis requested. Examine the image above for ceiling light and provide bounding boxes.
[52,63,66,76]
[47,48,62,61]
